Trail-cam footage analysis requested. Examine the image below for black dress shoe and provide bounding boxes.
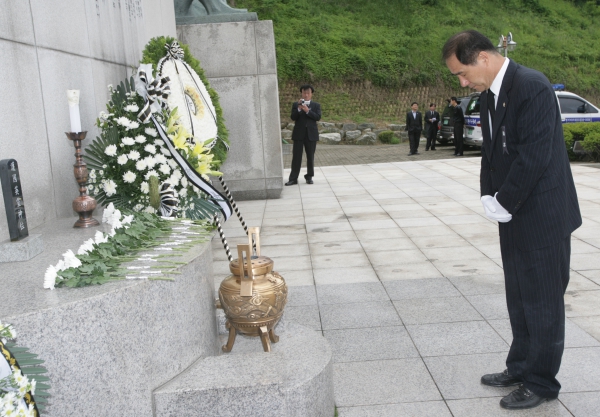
[500,386,548,410]
[414,151,419,155]
[481,369,521,387]
[425,148,430,151]
[306,178,313,184]
[407,152,414,156]
[285,180,298,186]
[431,148,436,150]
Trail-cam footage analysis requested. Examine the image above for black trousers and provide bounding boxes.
[426,126,436,150]
[408,130,421,154]
[500,226,571,399]
[289,138,317,181]
[454,123,464,155]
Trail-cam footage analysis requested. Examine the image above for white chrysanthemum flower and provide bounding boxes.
[77,238,95,255]
[89,169,96,179]
[94,231,108,244]
[168,175,179,187]
[128,120,140,130]
[155,154,167,164]
[128,150,140,161]
[87,184,94,191]
[116,116,131,127]
[179,187,188,197]
[110,208,122,225]
[141,182,149,194]
[103,179,117,196]
[135,135,146,143]
[154,139,164,146]
[145,170,159,180]
[136,160,147,171]
[172,169,182,180]
[144,206,156,214]
[161,147,170,156]
[181,177,188,188]
[144,144,156,154]
[44,265,57,289]
[133,204,144,212]
[63,250,82,269]
[117,154,128,165]
[123,171,136,183]
[145,127,158,137]
[107,84,114,91]
[122,136,135,146]
[102,202,115,222]
[122,214,134,225]
[143,156,157,168]
[167,158,178,168]
[159,164,171,175]
[55,259,66,271]
[104,144,117,156]
[124,104,139,113]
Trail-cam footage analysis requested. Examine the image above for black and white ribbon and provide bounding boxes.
[218,176,256,252]
[151,116,233,221]
[159,182,179,217]
[135,66,171,123]
[165,41,185,60]
[213,213,233,262]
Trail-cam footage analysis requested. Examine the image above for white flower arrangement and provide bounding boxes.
[43,203,211,289]
[0,322,40,417]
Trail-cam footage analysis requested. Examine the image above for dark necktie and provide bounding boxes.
[487,90,496,127]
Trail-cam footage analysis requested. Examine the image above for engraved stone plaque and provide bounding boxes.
[1,159,29,241]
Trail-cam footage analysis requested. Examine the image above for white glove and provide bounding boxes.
[481,193,512,223]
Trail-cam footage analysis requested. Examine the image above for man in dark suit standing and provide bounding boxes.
[424,103,439,151]
[405,102,423,155]
[451,96,465,156]
[286,84,321,186]
[443,30,581,410]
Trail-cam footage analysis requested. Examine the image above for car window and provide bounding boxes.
[465,96,480,115]
[558,97,588,114]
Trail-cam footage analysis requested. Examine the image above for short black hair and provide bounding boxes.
[411,101,418,106]
[300,84,314,93]
[442,30,498,65]
[429,103,436,107]
[450,96,458,102]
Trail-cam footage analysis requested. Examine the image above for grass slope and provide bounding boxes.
[236,0,600,96]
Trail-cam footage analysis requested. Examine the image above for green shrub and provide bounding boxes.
[563,122,600,160]
[582,131,600,162]
[390,136,400,144]
[378,130,395,143]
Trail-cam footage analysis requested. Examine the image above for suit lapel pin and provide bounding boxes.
[503,102,506,107]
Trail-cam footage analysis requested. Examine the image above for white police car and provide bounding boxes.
[463,86,600,148]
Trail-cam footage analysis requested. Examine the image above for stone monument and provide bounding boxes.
[177,15,284,200]
[175,0,258,24]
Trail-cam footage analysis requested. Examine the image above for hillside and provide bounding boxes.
[233,0,600,123]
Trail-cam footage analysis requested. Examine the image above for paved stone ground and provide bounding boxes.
[283,139,482,168]
[213,155,600,416]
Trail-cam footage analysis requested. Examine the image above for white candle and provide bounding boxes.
[66,90,82,133]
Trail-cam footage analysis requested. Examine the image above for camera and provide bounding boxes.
[300,99,305,105]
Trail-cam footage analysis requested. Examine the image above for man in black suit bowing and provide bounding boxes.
[424,103,439,151]
[405,102,422,155]
[443,30,581,410]
[286,84,321,186]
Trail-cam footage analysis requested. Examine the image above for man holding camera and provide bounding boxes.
[286,84,322,186]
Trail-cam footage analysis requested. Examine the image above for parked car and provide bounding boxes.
[463,88,600,148]
[437,95,472,145]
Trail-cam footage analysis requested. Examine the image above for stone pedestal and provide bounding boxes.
[0,234,43,262]
[177,21,284,200]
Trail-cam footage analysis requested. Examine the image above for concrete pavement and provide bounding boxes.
[213,155,600,416]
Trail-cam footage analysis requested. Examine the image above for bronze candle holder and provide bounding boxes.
[65,132,99,228]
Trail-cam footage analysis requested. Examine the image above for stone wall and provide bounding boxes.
[0,0,176,240]
[281,121,409,146]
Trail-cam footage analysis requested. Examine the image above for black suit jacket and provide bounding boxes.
[291,101,322,141]
[425,110,440,134]
[405,111,423,132]
[480,60,581,251]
